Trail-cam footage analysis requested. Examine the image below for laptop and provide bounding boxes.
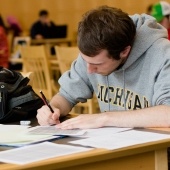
[53,25,67,38]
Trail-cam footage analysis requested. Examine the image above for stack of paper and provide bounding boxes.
[0,125,60,147]
[0,125,86,147]
[27,126,86,136]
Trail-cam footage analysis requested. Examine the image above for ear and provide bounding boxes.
[120,46,131,59]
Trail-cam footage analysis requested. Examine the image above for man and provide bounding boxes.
[30,9,56,39]
[37,6,170,129]
[151,1,170,40]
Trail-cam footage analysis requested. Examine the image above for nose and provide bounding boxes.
[87,63,96,74]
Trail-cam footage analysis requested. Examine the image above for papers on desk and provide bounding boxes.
[0,124,86,147]
[0,142,92,165]
[81,127,131,138]
[0,125,60,147]
[27,126,86,136]
[70,129,170,150]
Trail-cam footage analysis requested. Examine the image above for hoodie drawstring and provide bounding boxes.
[106,76,110,111]
[123,69,126,110]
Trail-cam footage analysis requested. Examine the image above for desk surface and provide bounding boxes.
[9,57,58,65]
[31,38,72,46]
[0,126,170,170]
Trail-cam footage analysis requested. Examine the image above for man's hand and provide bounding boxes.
[56,114,105,129]
[35,34,43,39]
[37,105,60,126]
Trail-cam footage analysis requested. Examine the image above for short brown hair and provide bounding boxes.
[78,6,136,60]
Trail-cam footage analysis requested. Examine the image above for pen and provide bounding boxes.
[40,90,54,113]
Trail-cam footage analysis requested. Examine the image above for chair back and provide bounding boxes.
[20,45,54,100]
[13,36,31,53]
[55,45,79,74]
[7,30,14,54]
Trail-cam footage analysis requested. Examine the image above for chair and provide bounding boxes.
[7,30,14,54]
[55,46,79,74]
[9,36,31,72]
[20,45,58,100]
[12,36,31,53]
[55,45,97,114]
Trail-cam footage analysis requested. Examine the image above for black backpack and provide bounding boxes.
[0,67,44,123]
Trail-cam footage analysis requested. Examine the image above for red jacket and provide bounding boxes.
[0,26,9,68]
[168,29,170,40]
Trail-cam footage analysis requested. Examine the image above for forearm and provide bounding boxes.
[102,105,170,128]
[50,93,73,117]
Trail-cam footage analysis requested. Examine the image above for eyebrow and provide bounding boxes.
[81,54,103,65]
[86,61,103,65]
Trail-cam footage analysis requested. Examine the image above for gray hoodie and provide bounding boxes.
[58,14,170,112]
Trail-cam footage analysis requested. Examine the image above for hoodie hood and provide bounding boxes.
[122,13,168,70]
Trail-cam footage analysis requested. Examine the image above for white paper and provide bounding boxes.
[0,135,60,147]
[0,125,60,146]
[70,129,170,150]
[0,142,92,164]
[27,126,86,136]
[0,124,29,132]
[82,127,131,138]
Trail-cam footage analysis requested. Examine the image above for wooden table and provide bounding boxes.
[9,57,58,65]
[31,38,72,47]
[0,128,170,170]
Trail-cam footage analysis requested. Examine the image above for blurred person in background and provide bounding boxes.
[30,9,57,39]
[7,16,22,37]
[0,15,7,33]
[151,1,170,40]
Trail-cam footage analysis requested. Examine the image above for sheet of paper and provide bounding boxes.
[0,135,60,147]
[70,129,170,150]
[0,124,30,143]
[27,126,86,136]
[81,127,131,138]
[0,124,29,132]
[0,142,92,165]
[0,125,60,146]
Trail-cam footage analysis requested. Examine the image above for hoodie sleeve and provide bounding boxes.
[153,49,170,106]
[58,54,93,106]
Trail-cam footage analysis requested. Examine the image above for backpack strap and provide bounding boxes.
[8,91,40,110]
[0,84,8,119]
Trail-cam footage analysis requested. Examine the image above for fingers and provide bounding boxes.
[57,117,80,129]
[57,114,104,129]
[56,114,93,129]
[52,109,60,121]
[37,105,60,126]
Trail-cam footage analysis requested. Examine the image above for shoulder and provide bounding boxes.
[150,38,170,57]
[31,21,41,27]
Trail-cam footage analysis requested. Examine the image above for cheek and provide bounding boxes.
[106,61,121,71]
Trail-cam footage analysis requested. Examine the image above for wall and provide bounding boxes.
[0,0,168,39]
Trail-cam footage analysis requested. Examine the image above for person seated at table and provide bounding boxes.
[37,6,170,129]
[30,9,57,39]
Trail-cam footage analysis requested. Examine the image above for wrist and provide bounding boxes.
[100,112,109,127]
